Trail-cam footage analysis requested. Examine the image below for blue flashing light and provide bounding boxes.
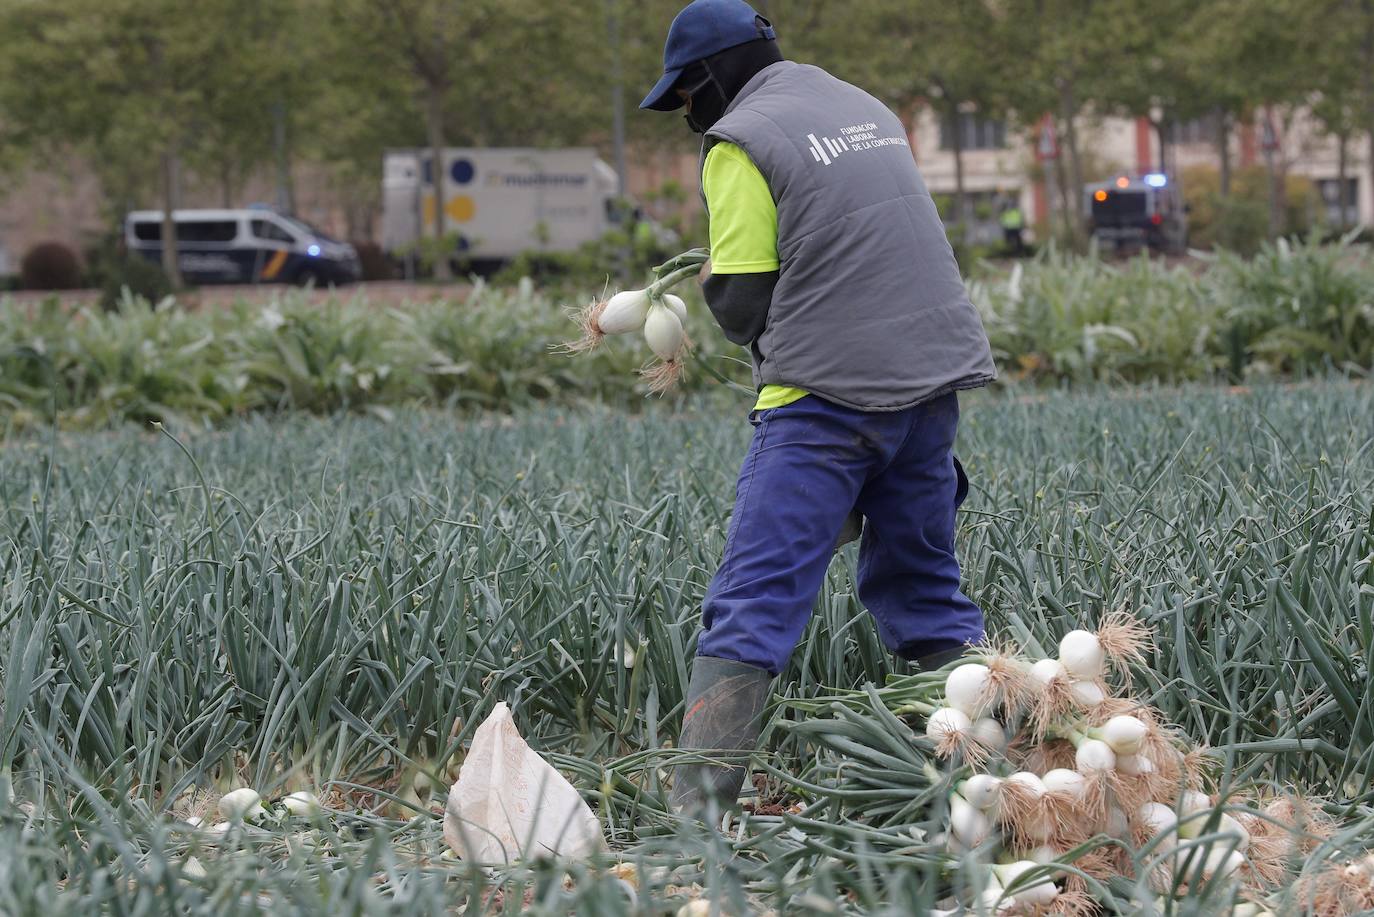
[1144,173,1168,188]
[307,244,322,257]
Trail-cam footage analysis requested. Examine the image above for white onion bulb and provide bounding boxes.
[1058,630,1105,680]
[971,717,1007,752]
[1138,802,1178,838]
[1102,716,1148,755]
[1201,847,1245,880]
[925,707,973,743]
[1218,813,1251,851]
[1116,753,1155,777]
[1177,790,1213,837]
[643,303,686,360]
[1075,739,1117,773]
[1042,768,1086,800]
[995,861,1059,907]
[1068,680,1107,707]
[1180,790,1212,816]
[960,774,1004,811]
[979,887,1010,914]
[598,290,651,334]
[1102,805,1130,840]
[1028,844,1060,865]
[282,791,322,818]
[945,663,992,717]
[1029,658,1067,687]
[950,794,994,846]
[1006,771,1048,798]
[663,293,688,323]
[218,788,265,822]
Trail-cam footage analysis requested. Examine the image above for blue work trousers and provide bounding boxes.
[698,393,983,675]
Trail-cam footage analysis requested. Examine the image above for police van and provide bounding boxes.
[124,208,361,286]
[1084,174,1188,256]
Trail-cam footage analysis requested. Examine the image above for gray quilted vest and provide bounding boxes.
[705,61,997,410]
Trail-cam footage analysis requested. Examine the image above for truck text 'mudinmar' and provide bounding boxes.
[380,148,622,262]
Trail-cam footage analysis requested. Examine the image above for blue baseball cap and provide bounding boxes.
[639,0,776,112]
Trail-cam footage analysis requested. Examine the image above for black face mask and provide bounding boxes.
[678,38,783,135]
[681,69,726,134]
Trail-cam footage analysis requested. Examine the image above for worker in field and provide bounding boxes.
[1000,196,1027,256]
[640,0,998,814]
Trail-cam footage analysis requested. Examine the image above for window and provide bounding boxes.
[1173,115,1219,146]
[939,113,1007,151]
[132,221,162,242]
[177,221,239,243]
[252,219,296,244]
[1317,178,1360,226]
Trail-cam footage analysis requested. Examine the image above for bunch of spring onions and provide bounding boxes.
[782,614,1348,916]
[562,249,710,394]
[915,615,1344,915]
[189,787,326,838]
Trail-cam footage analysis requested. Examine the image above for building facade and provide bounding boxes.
[2,107,1368,280]
[908,105,1374,244]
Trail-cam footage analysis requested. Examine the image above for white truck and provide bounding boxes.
[381,148,629,269]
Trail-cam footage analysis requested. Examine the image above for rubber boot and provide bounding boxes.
[912,645,967,672]
[670,656,774,815]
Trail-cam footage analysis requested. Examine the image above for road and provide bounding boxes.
[3,281,473,310]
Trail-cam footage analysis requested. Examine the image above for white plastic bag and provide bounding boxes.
[443,702,604,864]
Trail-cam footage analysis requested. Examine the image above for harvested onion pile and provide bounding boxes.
[916,616,1346,915]
[561,248,709,393]
[780,614,1361,916]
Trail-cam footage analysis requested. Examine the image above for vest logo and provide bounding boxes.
[804,122,911,166]
[806,133,848,166]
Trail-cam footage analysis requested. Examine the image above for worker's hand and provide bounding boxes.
[698,258,712,284]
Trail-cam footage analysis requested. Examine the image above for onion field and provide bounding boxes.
[2,381,1372,915]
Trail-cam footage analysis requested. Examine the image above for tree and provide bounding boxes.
[850,1,1011,231]
[1192,0,1316,237]
[993,0,1141,246]
[1353,0,1374,226]
[0,0,293,288]
[1304,1,1366,229]
[328,0,476,280]
[320,1,619,270]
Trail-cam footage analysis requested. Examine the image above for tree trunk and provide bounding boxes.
[1264,149,1284,238]
[1053,134,1076,243]
[1363,0,1374,226]
[220,158,234,209]
[273,100,296,215]
[950,105,968,230]
[160,150,184,289]
[1057,81,1085,247]
[426,81,452,281]
[1337,132,1350,229]
[1154,118,1169,178]
[1262,108,1285,238]
[1216,108,1232,198]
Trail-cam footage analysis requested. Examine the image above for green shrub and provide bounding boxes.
[493,228,669,292]
[83,232,174,310]
[0,280,746,432]
[1183,165,1322,254]
[3,240,1372,433]
[1211,236,1374,376]
[970,235,1374,385]
[98,255,173,311]
[20,240,83,290]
